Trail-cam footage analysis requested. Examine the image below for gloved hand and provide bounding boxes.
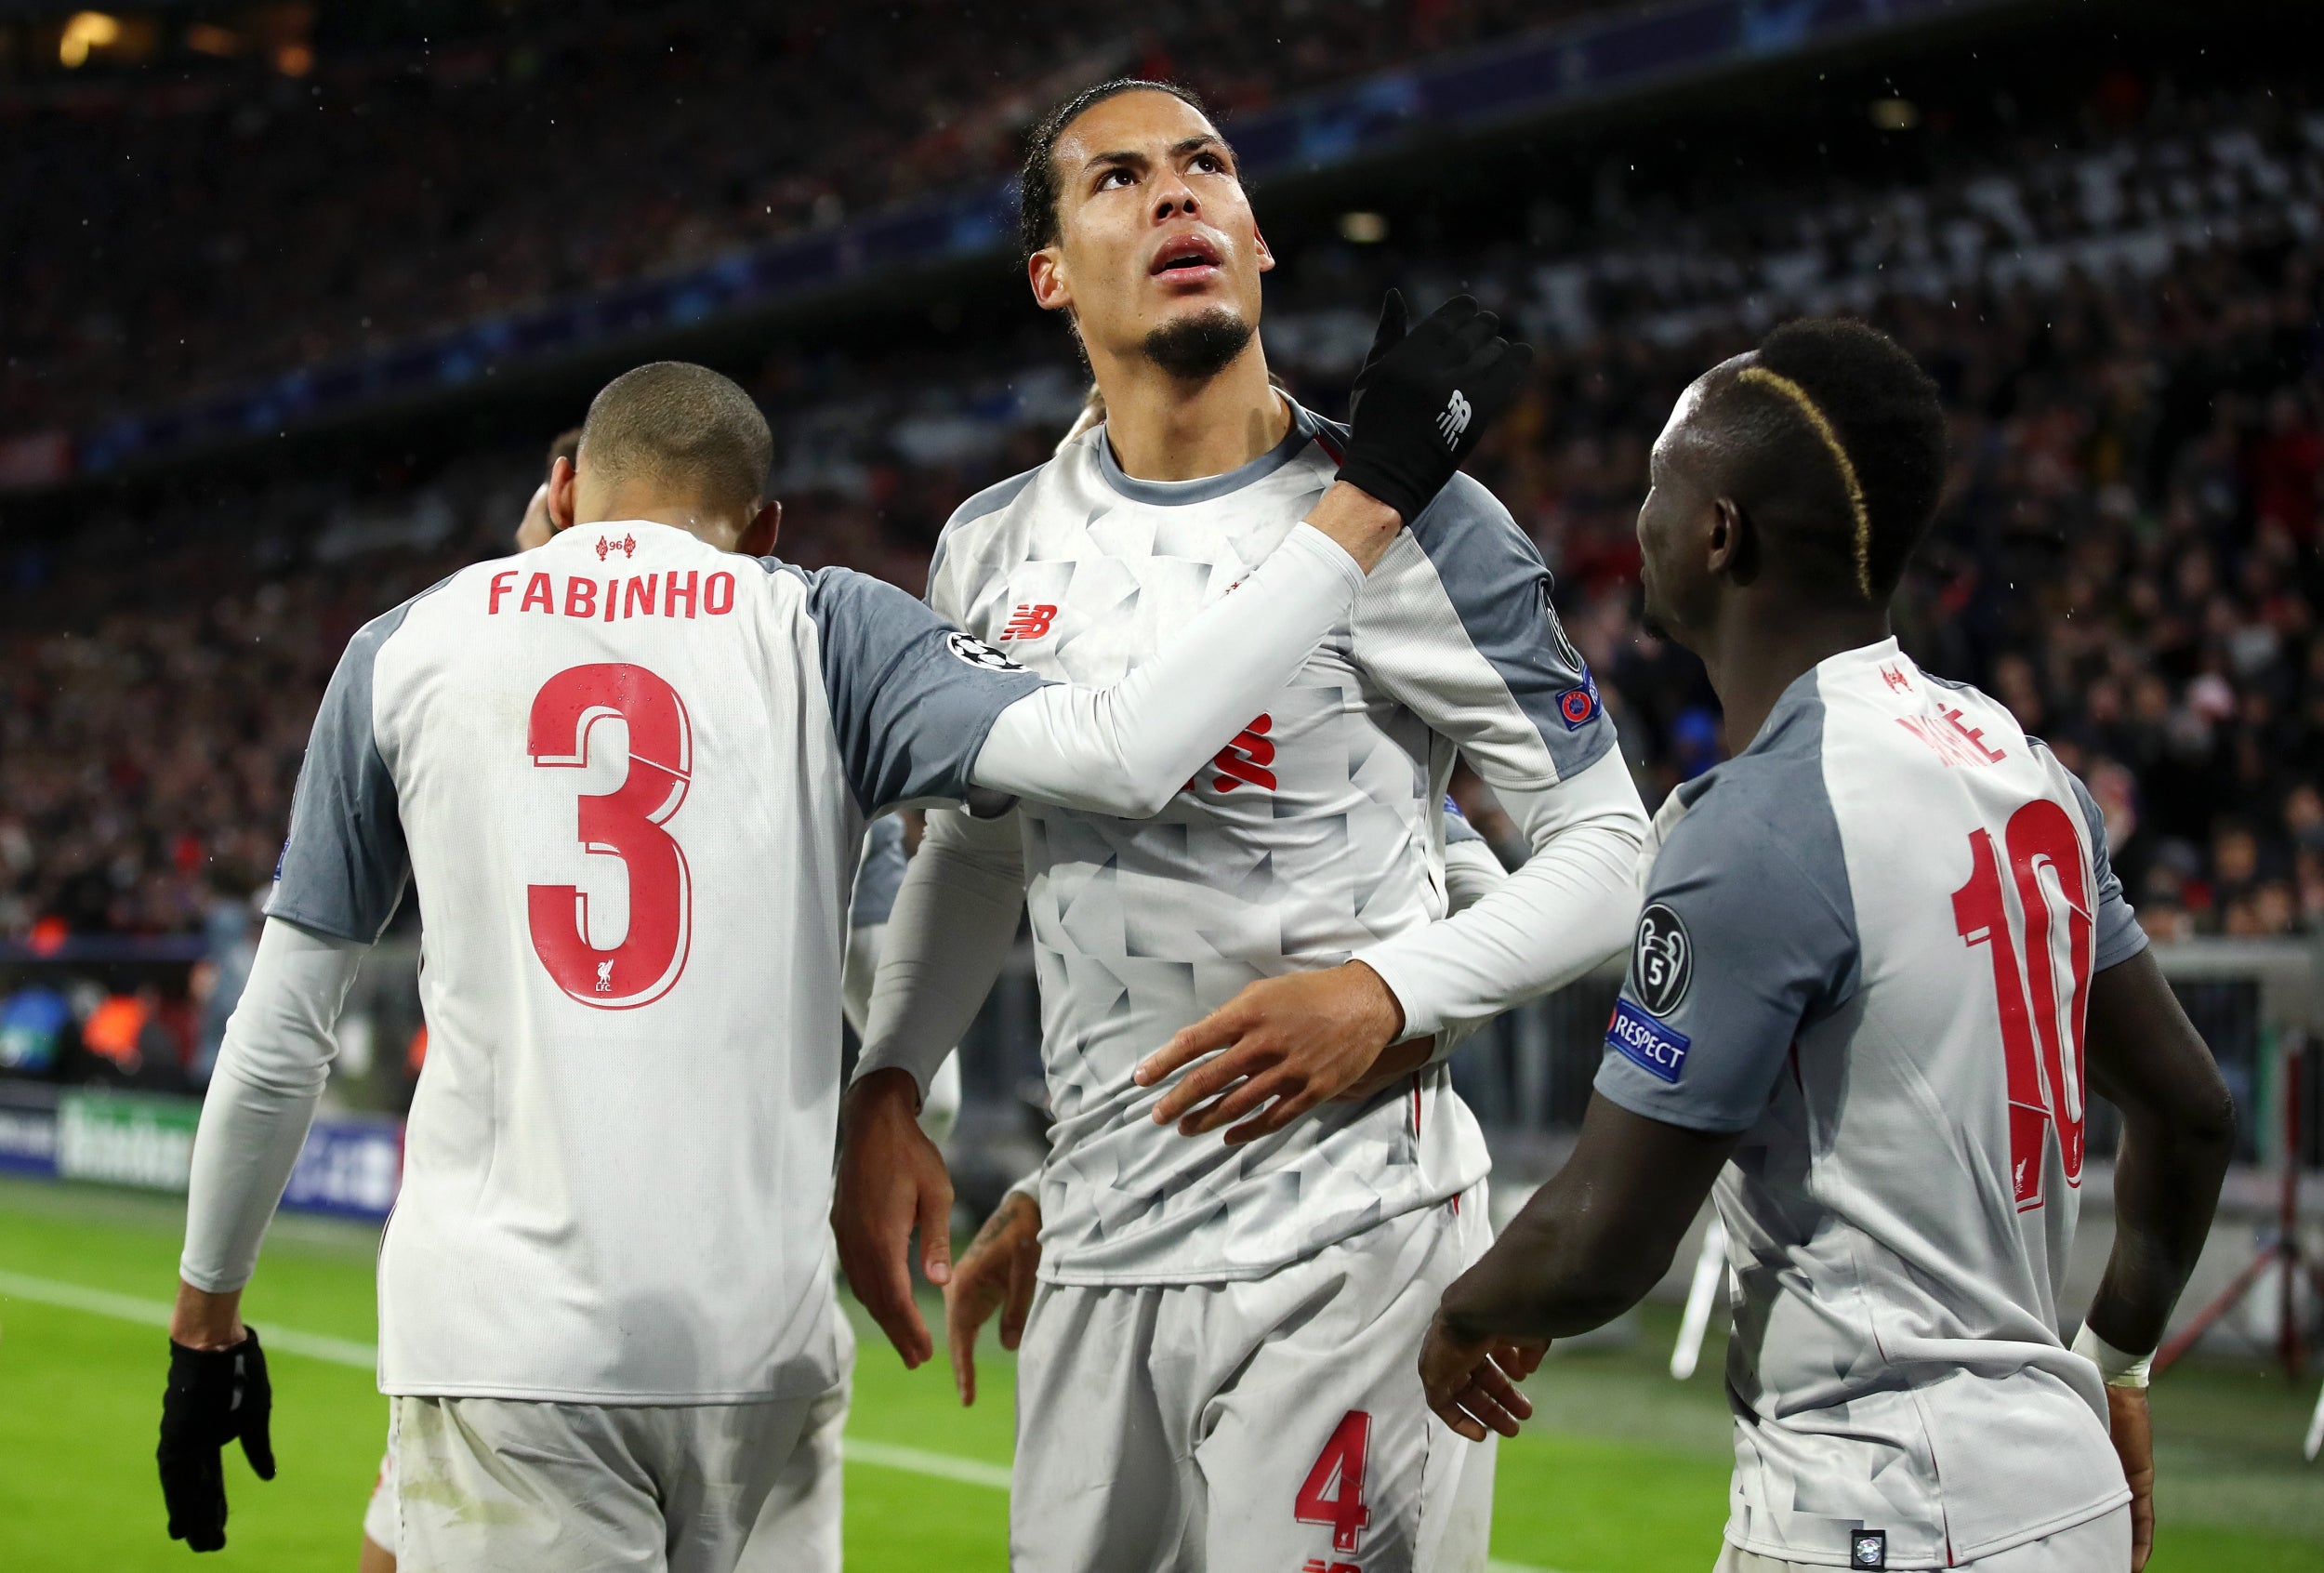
[1335,290,1533,524]
[159,1328,275,1553]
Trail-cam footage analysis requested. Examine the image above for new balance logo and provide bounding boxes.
[1000,603,1058,641]
[1189,714,1275,794]
[1436,389,1471,446]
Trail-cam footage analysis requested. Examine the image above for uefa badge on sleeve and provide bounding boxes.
[944,631,1024,672]
[1630,903,1692,1015]
[1851,1529,1887,1569]
[1556,670,1601,731]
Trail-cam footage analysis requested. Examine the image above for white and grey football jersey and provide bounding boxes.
[268,521,1041,1403]
[1594,640,2145,1569]
[930,402,1615,1282]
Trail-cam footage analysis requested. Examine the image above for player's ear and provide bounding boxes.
[1027,246,1073,313]
[1253,223,1275,274]
[737,499,782,558]
[547,455,578,534]
[1708,496,1760,588]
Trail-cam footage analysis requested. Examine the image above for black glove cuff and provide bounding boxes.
[1332,451,1434,528]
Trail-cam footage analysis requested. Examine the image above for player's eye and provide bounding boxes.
[1095,167,1136,192]
[1191,151,1227,175]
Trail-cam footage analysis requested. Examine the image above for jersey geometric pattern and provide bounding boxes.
[930,402,1610,1282]
[267,522,1038,1403]
[1594,641,2143,1568]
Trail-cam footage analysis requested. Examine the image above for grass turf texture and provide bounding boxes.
[2,1173,2317,1571]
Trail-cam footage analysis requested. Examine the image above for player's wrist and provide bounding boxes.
[2072,1321,2156,1389]
[1341,960,1407,1047]
[843,1065,925,1124]
[169,1281,247,1351]
[1302,482,1405,570]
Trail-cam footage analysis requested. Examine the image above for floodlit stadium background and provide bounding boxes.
[2,2,2320,1568]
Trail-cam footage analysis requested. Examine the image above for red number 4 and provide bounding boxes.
[1295,1409,1372,1555]
[1951,799,2096,1210]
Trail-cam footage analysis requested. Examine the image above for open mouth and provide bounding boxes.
[1150,233,1223,276]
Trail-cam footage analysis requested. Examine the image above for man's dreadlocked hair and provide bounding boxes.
[1703,317,1947,603]
[1018,79,1212,261]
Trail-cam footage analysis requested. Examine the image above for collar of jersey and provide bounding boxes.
[1092,395,1323,506]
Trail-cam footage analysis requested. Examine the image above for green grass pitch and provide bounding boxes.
[3,1174,2319,1571]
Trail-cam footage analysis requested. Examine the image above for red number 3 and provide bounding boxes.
[526,663,694,1009]
[1951,798,2095,1210]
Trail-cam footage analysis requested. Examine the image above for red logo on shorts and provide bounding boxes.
[1192,714,1275,794]
[1000,603,1058,641]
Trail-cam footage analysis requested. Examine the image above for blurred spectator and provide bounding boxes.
[189,889,259,1087]
[0,0,1605,437]
[4,72,2322,944]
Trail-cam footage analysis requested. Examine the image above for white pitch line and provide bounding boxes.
[0,1266,1570,1571]
[0,1267,377,1368]
[840,1437,1013,1489]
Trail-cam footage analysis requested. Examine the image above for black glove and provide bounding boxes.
[159,1328,275,1553]
[1336,290,1534,524]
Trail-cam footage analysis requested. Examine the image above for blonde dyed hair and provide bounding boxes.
[1736,364,1873,601]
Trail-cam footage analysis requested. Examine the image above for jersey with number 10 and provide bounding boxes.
[264,521,1040,1404]
[1594,640,2145,1569]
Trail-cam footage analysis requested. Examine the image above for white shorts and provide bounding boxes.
[1011,1187,1496,1573]
[362,1439,397,1552]
[1713,1505,2133,1573]
[390,1374,848,1573]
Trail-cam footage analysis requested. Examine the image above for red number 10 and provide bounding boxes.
[526,663,694,1010]
[1950,799,2095,1210]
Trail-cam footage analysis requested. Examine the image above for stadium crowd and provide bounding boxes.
[3,79,2321,964]
[3,0,1609,438]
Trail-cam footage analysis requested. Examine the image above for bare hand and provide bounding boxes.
[945,1191,1041,1407]
[832,1069,953,1368]
[2107,1385,2154,1571]
[1133,962,1409,1144]
[1418,1312,1543,1443]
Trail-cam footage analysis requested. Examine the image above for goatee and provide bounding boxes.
[1142,309,1254,380]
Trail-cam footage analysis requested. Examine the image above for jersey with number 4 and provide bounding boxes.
[929,402,1612,1283]
[264,520,1039,1403]
[1594,639,2144,1569]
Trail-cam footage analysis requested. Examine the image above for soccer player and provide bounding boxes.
[833,80,1647,1571]
[158,337,1523,1566]
[353,443,792,1573]
[1417,319,2236,1573]
[513,428,583,551]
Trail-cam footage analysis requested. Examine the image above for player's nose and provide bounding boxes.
[1151,173,1198,223]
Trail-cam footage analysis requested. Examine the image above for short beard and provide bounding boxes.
[1142,308,1254,381]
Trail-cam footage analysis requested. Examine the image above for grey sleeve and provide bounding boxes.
[1380,475,1618,786]
[263,608,413,944]
[851,815,910,928]
[803,567,1048,816]
[1594,773,1859,1134]
[2066,771,2150,972]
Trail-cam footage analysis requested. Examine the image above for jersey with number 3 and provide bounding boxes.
[263,520,1040,1404]
[1593,639,2144,1570]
